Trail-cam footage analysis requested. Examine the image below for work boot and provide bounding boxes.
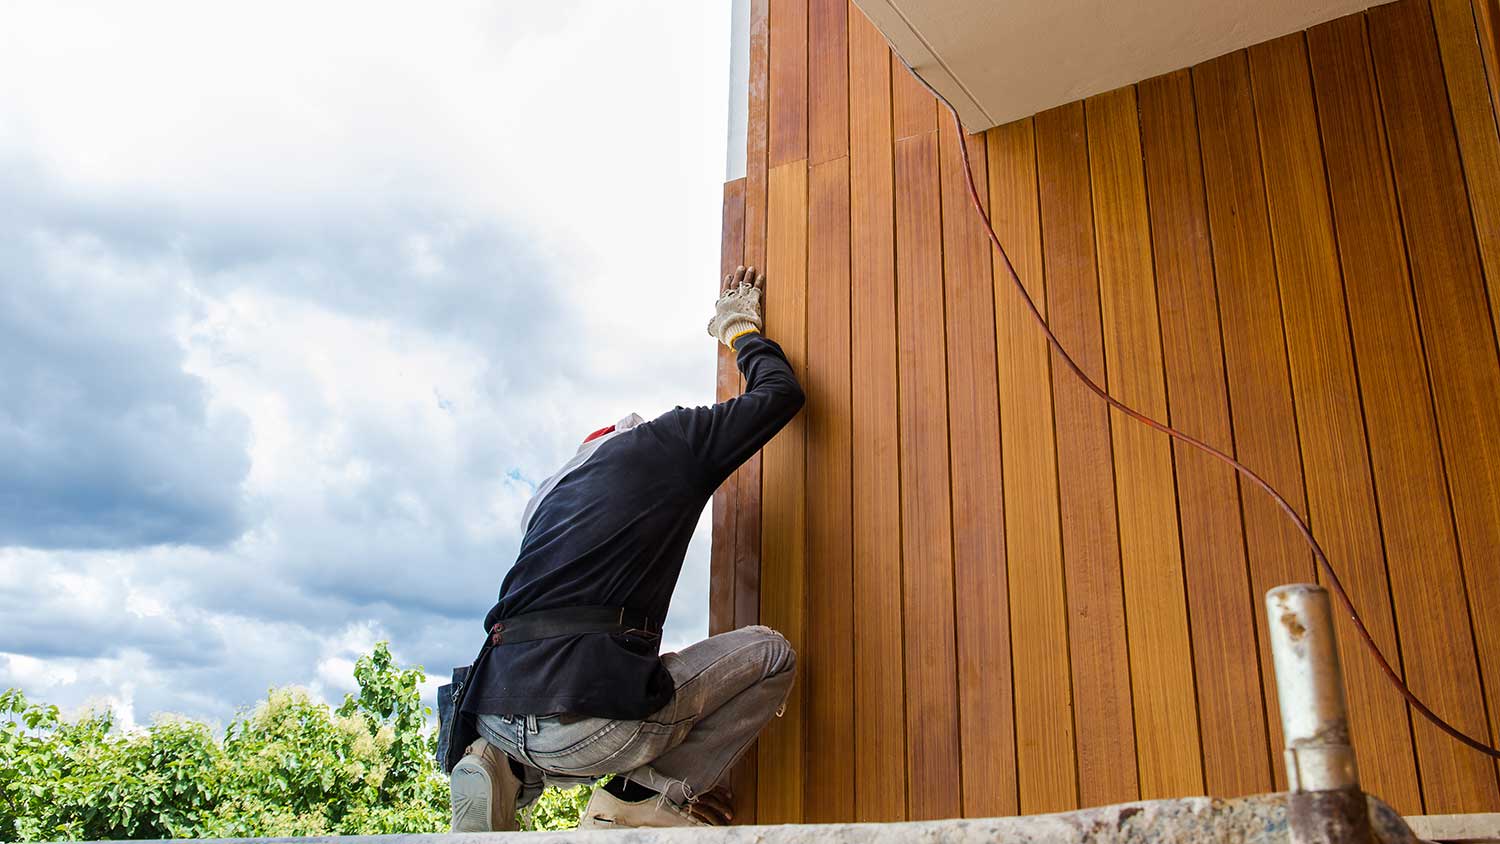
[576,787,708,829]
[449,737,522,832]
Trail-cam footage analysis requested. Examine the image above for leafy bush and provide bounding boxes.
[0,643,597,840]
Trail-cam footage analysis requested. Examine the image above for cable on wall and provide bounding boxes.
[912,65,1500,761]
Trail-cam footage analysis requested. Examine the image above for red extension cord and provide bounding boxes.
[937,94,1500,761]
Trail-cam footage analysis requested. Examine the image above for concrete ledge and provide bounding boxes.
[1404,814,1500,843]
[66,792,1420,844]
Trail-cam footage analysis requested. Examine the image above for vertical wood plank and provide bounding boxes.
[1035,101,1139,808]
[1369,0,1500,807]
[733,0,771,819]
[809,0,848,165]
[848,3,907,821]
[758,161,809,824]
[769,0,808,167]
[1137,69,1271,798]
[1432,0,1500,343]
[939,116,1019,819]
[1246,33,1423,809]
[893,59,938,139]
[712,178,747,638]
[1313,9,1497,813]
[1429,0,1500,782]
[1192,51,1315,795]
[1085,85,1204,800]
[747,0,770,266]
[1478,0,1500,118]
[988,117,1079,814]
[894,129,962,821]
[804,155,854,822]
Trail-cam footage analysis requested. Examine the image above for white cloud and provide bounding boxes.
[0,0,732,726]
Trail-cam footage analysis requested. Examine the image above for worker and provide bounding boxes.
[438,265,803,830]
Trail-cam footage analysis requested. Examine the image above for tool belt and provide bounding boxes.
[435,605,659,773]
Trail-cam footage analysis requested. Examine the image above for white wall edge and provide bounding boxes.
[725,0,750,181]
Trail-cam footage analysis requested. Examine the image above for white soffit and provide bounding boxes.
[854,0,1394,131]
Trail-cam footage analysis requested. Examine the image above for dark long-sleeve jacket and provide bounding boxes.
[460,332,803,720]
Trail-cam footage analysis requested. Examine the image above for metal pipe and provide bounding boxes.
[1267,584,1372,844]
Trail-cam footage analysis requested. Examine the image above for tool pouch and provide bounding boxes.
[435,638,495,774]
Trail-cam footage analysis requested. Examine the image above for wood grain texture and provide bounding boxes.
[938,115,1018,820]
[848,4,907,821]
[988,117,1078,815]
[1086,85,1203,801]
[1478,0,1500,118]
[1431,0,1500,345]
[733,1,771,819]
[769,0,808,167]
[804,155,854,822]
[747,0,770,265]
[1368,0,1500,807]
[1035,101,1139,809]
[895,130,962,821]
[1137,69,1270,799]
[758,161,809,824]
[1191,51,1315,795]
[1246,33,1422,810]
[893,55,938,139]
[809,0,848,164]
[718,0,1500,817]
[1313,9,1496,813]
[1428,0,1500,781]
[712,179,747,638]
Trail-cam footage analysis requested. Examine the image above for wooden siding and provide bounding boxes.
[712,0,1500,820]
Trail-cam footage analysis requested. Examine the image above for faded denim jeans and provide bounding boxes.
[476,625,796,808]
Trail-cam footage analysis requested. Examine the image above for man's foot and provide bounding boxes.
[450,737,522,832]
[577,786,708,829]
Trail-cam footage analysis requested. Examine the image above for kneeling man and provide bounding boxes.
[447,266,801,829]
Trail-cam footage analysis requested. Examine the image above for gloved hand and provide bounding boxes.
[707,265,765,347]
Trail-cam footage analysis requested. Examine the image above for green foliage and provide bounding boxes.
[0,643,598,840]
[519,777,603,832]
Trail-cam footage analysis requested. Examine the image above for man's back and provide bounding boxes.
[460,332,803,720]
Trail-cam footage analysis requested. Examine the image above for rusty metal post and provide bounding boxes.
[1267,584,1373,844]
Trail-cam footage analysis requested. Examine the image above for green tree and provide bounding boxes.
[0,643,599,840]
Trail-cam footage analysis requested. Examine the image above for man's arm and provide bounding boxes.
[666,267,805,492]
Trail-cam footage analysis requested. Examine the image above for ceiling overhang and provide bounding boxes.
[855,0,1396,131]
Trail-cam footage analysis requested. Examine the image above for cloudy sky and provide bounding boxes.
[0,1,733,730]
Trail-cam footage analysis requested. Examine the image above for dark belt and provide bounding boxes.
[489,606,658,646]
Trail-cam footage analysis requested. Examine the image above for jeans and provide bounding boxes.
[476,625,796,808]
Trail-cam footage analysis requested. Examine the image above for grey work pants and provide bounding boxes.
[476,625,796,808]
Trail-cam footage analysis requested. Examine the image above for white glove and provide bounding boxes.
[708,266,765,347]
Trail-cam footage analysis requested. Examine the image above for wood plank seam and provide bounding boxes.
[1246,29,1425,810]
[1141,66,1279,795]
[1328,14,1440,803]
[848,5,908,816]
[1182,65,1279,792]
[891,41,912,824]
[1079,99,1144,803]
[934,129,968,818]
[1133,77,1216,796]
[1025,114,1087,811]
[1301,24,1423,788]
[1087,85,1206,798]
[1368,0,1500,800]
[1362,6,1482,773]
[1318,12,1441,805]
[1429,0,1500,365]
[1426,0,1500,770]
[1188,52,1296,791]
[1374,3,1500,787]
[1241,46,1322,587]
